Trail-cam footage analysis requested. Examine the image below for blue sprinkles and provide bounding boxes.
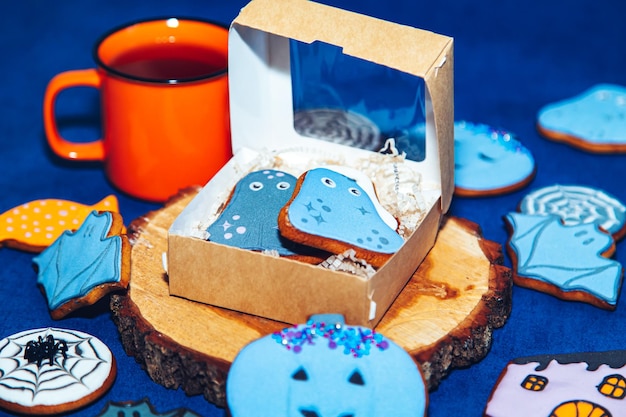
[272,320,390,357]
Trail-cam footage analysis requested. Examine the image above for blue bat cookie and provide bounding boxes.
[279,167,404,267]
[207,169,304,256]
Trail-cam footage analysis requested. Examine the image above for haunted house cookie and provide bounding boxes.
[206,169,324,262]
[505,212,623,309]
[484,350,626,417]
[0,327,116,415]
[33,210,130,319]
[537,84,626,152]
[278,167,404,267]
[0,195,120,253]
[227,316,427,417]
[453,121,535,196]
[519,184,626,241]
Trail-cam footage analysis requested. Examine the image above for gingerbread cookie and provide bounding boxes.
[278,167,404,268]
[453,121,535,196]
[96,398,201,417]
[206,169,324,262]
[537,84,626,153]
[0,195,120,253]
[519,184,626,241]
[33,210,130,319]
[293,108,384,152]
[0,327,116,415]
[484,350,626,417]
[227,315,427,417]
[505,212,623,310]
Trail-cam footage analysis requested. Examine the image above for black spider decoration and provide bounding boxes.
[24,335,68,367]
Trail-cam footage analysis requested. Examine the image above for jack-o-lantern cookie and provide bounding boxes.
[227,315,427,417]
[484,350,626,417]
[453,121,535,197]
[537,84,626,153]
[33,210,130,319]
[278,167,404,268]
[0,327,116,415]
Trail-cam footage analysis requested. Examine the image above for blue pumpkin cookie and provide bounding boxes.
[278,167,404,268]
[226,315,427,417]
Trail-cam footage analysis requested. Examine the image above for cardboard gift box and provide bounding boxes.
[167,0,453,327]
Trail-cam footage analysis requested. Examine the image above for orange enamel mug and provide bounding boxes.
[43,18,232,202]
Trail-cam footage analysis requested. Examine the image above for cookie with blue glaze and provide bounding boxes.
[226,315,428,417]
[207,169,325,262]
[278,167,404,268]
[537,84,626,153]
[504,212,623,310]
[33,210,130,319]
[454,121,535,196]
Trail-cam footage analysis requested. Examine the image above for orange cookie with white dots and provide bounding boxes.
[0,195,120,253]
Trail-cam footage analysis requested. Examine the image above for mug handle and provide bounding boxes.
[43,69,105,161]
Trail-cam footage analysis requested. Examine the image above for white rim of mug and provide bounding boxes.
[93,16,229,85]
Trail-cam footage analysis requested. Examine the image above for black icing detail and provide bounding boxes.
[291,367,309,381]
[24,335,68,367]
[512,350,626,371]
[300,410,319,417]
[348,369,365,386]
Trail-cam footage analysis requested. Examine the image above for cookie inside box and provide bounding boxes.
[167,0,453,326]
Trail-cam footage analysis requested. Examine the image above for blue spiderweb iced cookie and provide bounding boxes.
[206,169,325,262]
[278,167,404,268]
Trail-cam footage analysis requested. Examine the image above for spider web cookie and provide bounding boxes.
[519,184,626,241]
[0,327,116,415]
[33,210,130,319]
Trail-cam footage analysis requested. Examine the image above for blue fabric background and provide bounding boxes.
[1,1,626,416]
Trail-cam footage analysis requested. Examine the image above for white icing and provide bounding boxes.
[0,327,114,409]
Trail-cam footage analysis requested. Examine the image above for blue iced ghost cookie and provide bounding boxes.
[207,169,322,260]
[537,84,626,152]
[278,167,404,267]
[226,316,428,417]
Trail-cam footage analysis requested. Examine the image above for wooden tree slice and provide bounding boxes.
[110,188,512,407]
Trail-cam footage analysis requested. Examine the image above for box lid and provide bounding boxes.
[228,0,454,212]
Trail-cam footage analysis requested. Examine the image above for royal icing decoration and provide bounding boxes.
[283,167,404,262]
[484,350,626,417]
[227,317,427,417]
[96,398,202,417]
[538,84,626,151]
[453,121,535,196]
[0,195,119,252]
[293,108,383,152]
[519,184,626,240]
[206,169,299,255]
[0,327,115,414]
[33,210,128,319]
[505,212,623,309]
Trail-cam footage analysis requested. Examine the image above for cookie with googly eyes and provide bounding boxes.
[537,84,626,153]
[206,169,326,262]
[278,167,404,268]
